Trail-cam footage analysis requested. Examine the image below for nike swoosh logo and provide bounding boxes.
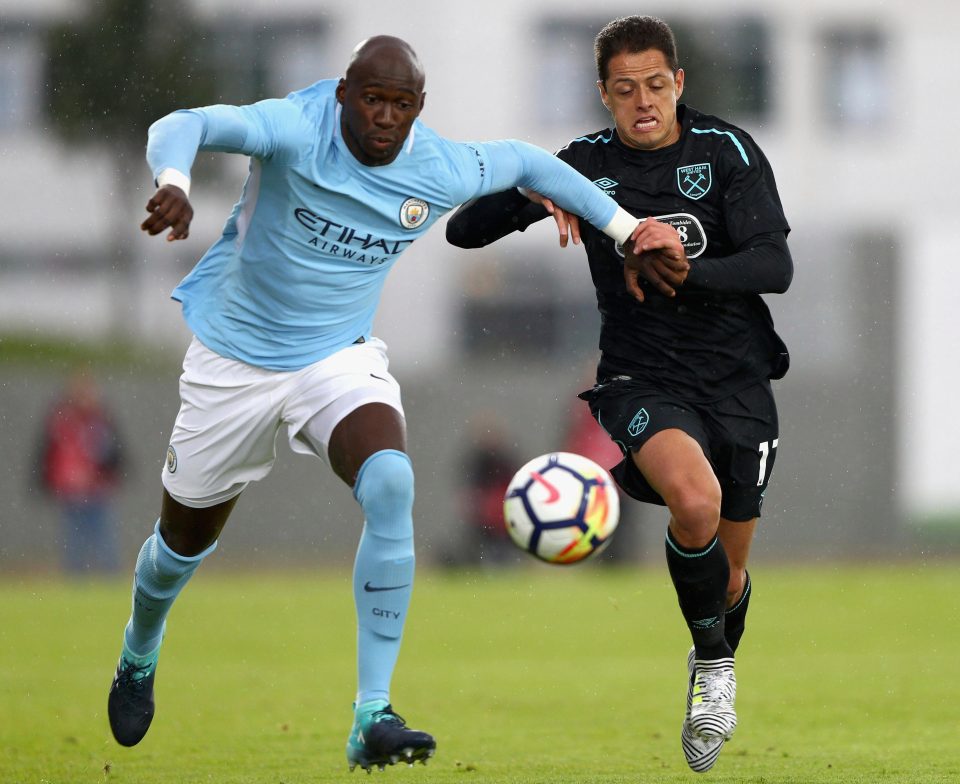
[363,581,410,592]
[369,373,389,382]
[531,471,560,503]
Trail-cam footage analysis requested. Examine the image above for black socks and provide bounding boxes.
[724,571,751,653]
[665,528,733,660]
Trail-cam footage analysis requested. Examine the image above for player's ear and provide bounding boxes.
[597,80,611,111]
[419,91,426,113]
[335,78,346,105]
[674,68,685,99]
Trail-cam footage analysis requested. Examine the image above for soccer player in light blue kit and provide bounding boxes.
[106,35,650,771]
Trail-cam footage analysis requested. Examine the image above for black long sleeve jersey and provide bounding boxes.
[447,105,792,403]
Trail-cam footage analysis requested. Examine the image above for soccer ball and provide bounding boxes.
[503,452,620,564]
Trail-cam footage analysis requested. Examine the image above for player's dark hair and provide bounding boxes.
[594,15,679,82]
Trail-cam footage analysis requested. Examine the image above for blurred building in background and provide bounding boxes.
[1,0,956,569]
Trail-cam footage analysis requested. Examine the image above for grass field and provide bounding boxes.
[1,562,958,783]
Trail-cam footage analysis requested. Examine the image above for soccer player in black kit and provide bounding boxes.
[446,16,792,774]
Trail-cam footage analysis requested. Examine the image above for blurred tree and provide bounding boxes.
[43,0,218,335]
[45,0,217,160]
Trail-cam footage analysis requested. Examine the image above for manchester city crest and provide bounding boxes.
[677,163,712,200]
[399,197,429,229]
[166,445,178,473]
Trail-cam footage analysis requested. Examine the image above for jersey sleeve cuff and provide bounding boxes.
[156,168,191,197]
[601,206,640,244]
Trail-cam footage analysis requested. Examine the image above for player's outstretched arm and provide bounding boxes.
[142,100,307,243]
[141,110,205,241]
[684,231,793,294]
[497,140,637,244]
[446,189,549,249]
[446,187,580,249]
[455,140,638,249]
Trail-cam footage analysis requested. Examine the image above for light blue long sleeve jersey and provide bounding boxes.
[147,79,634,370]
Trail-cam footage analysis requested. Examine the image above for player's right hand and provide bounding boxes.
[141,185,193,242]
[623,218,689,301]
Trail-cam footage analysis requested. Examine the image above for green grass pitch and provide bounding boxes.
[1,562,958,783]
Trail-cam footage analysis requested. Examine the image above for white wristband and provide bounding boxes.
[156,168,191,198]
[601,206,641,245]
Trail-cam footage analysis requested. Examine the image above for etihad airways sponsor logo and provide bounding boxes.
[294,208,416,265]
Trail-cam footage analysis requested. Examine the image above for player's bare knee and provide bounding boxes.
[157,518,217,557]
[158,493,231,556]
[666,487,721,546]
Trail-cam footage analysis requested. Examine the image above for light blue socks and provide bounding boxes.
[352,450,416,706]
[122,520,217,662]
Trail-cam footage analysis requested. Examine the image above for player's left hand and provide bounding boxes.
[623,218,689,301]
[520,188,581,248]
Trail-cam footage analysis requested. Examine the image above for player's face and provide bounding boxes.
[598,49,684,151]
[337,66,425,166]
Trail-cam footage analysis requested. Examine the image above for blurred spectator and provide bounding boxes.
[563,388,625,472]
[564,366,644,563]
[36,369,124,574]
[458,412,521,566]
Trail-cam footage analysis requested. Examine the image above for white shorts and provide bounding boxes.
[162,336,404,508]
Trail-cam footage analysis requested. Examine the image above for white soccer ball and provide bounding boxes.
[503,452,620,564]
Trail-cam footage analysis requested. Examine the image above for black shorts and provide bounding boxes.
[578,379,780,521]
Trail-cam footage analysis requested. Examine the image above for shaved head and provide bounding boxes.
[336,35,427,166]
[345,35,425,91]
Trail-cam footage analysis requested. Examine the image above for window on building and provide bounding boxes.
[769,227,897,374]
[537,20,608,129]
[0,23,43,133]
[459,250,600,360]
[820,26,888,130]
[670,18,771,121]
[207,20,330,103]
[164,19,329,184]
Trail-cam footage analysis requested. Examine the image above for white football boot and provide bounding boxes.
[689,653,737,741]
[680,647,726,772]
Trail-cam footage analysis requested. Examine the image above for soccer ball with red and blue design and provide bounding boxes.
[503,452,620,564]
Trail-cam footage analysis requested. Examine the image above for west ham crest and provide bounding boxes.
[628,408,650,437]
[677,163,712,201]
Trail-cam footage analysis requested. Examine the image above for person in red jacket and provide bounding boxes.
[458,411,520,566]
[37,369,124,574]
